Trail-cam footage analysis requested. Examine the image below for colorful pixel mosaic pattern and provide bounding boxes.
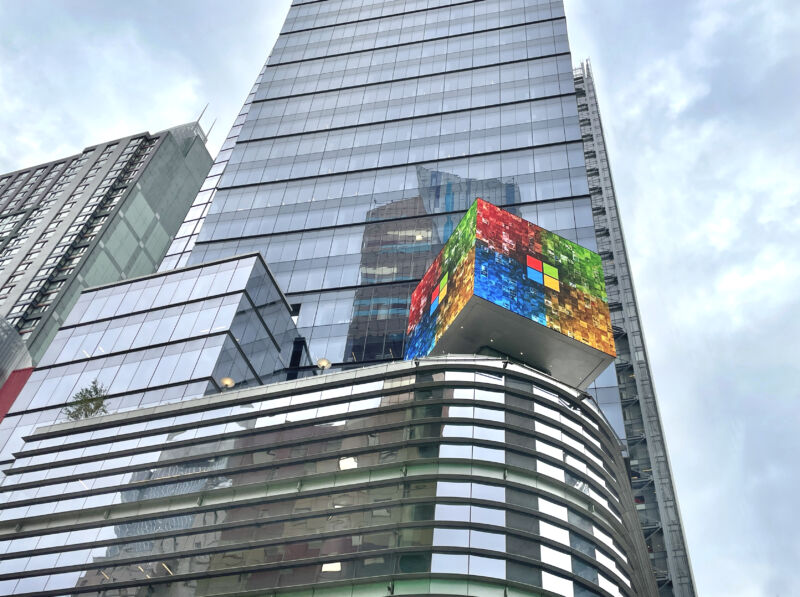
[405,199,615,359]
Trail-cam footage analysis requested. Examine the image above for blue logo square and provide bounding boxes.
[527,267,544,285]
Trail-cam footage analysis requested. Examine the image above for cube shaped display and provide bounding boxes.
[405,199,615,389]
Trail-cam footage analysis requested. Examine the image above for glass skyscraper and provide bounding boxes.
[0,2,693,596]
[159,3,693,591]
[164,0,591,369]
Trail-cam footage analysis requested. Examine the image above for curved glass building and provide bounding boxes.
[0,357,655,596]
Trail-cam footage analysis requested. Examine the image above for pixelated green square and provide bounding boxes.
[542,263,558,279]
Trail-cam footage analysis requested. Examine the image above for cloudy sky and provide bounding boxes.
[566,2,800,595]
[1,1,799,594]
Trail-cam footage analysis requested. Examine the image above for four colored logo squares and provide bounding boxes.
[430,272,448,315]
[526,255,559,292]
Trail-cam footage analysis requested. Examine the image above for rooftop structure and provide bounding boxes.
[0,253,311,465]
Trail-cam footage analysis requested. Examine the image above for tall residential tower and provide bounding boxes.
[0,124,212,446]
[0,123,212,366]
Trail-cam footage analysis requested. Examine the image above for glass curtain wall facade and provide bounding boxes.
[0,123,214,470]
[0,356,657,597]
[154,0,686,591]
[163,0,593,369]
[0,123,212,365]
[0,1,689,594]
[574,61,695,596]
[0,254,311,466]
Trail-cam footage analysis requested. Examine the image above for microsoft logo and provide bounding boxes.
[526,256,559,292]
[430,272,448,315]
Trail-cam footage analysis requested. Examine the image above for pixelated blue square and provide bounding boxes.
[474,243,546,325]
[429,296,439,315]
[527,267,544,285]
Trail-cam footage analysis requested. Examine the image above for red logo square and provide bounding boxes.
[526,256,542,271]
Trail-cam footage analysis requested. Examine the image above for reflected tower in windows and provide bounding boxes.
[0,1,693,595]
[155,1,694,593]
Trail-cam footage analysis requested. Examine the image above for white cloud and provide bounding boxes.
[622,57,711,119]
[0,22,203,171]
[0,1,291,172]
[568,1,800,595]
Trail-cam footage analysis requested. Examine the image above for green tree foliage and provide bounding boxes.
[63,379,108,421]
